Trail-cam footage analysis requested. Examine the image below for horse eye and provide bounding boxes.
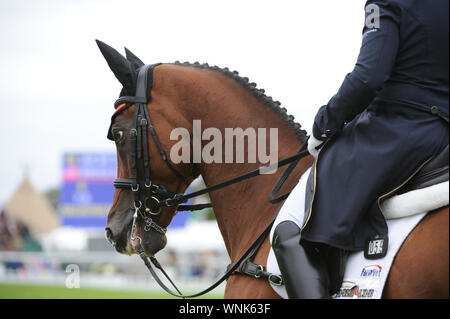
[113,130,124,142]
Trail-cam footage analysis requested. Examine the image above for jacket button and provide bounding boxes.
[430,106,439,115]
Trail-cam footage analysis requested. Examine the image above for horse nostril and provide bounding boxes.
[105,227,115,245]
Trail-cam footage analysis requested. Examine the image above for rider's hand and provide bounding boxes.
[307,134,324,159]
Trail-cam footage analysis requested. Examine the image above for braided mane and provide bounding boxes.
[172,61,308,142]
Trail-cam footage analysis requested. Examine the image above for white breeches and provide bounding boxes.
[269,167,311,245]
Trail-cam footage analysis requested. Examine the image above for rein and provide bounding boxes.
[108,63,310,298]
[136,144,308,299]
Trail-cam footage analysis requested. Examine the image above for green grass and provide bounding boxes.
[0,283,222,299]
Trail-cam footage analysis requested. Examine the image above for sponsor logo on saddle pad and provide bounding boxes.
[334,281,375,299]
[361,265,382,277]
[364,235,388,259]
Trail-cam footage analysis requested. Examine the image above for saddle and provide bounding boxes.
[381,144,449,220]
[398,144,449,195]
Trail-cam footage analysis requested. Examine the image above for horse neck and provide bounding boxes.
[157,64,310,261]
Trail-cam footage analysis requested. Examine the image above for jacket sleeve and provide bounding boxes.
[313,0,400,140]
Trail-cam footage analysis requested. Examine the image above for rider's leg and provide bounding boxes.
[319,243,349,295]
[272,220,330,298]
[270,167,347,298]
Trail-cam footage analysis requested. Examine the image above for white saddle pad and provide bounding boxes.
[266,179,449,299]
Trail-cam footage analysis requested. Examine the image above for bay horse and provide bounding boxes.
[99,43,449,299]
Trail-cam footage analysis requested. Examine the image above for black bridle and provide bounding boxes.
[107,63,310,298]
[108,63,208,235]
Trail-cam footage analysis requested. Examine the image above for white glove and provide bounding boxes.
[307,134,325,159]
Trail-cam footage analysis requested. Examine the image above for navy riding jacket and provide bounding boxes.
[313,0,449,140]
[302,0,449,251]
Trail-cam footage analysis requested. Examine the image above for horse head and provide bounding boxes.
[97,40,197,256]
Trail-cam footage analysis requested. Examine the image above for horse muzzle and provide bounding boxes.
[105,209,167,256]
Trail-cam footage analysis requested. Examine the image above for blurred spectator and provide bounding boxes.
[0,211,42,251]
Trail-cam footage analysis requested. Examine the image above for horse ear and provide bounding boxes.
[124,47,145,69]
[96,39,136,95]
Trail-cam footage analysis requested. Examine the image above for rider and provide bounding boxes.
[272,0,449,298]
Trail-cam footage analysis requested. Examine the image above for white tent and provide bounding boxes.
[39,227,89,251]
[165,221,226,253]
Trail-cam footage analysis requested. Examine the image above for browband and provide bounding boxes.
[107,63,162,141]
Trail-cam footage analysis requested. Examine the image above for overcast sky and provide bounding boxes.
[0,0,364,206]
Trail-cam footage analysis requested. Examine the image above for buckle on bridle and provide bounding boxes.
[164,194,183,207]
[268,273,283,286]
[253,265,264,279]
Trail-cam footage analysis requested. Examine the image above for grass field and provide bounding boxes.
[0,283,222,299]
